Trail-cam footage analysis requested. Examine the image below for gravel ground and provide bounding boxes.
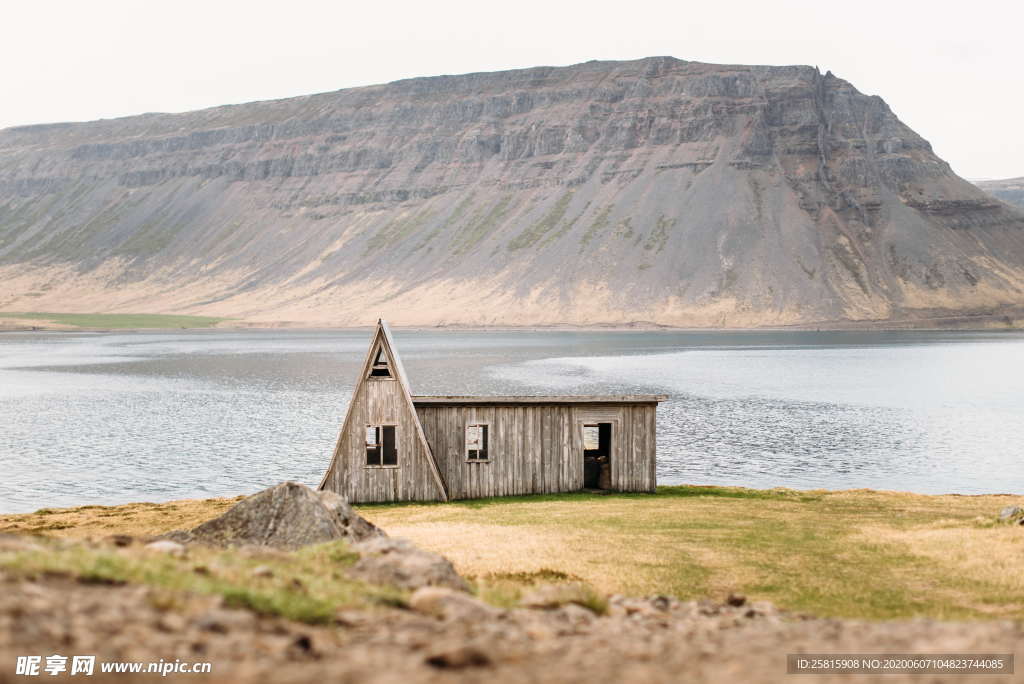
[0,572,1019,684]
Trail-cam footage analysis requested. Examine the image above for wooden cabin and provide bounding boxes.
[318,320,666,503]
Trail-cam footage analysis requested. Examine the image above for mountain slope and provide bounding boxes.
[2,56,1023,327]
[976,177,1024,210]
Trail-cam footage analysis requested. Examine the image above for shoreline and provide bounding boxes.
[4,320,1023,335]
[2,483,1022,517]
[2,306,1023,334]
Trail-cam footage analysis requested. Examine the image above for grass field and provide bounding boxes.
[2,485,1021,621]
[0,312,227,329]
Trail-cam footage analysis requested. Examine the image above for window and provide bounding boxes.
[466,423,489,461]
[369,347,392,378]
[366,425,397,466]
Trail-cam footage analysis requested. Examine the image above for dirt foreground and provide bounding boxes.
[0,568,1019,684]
[1,487,1021,683]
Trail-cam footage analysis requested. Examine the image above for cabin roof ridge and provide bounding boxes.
[411,394,668,404]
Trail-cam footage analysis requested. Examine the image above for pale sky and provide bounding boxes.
[3,0,1021,179]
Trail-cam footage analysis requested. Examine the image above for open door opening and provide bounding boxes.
[582,422,612,489]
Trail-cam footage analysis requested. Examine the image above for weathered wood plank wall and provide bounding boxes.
[415,403,657,499]
[322,377,444,503]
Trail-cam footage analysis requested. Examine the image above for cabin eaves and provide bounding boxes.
[412,395,668,405]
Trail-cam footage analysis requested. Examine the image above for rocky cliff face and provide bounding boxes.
[976,177,1024,211]
[2,56,1023,327]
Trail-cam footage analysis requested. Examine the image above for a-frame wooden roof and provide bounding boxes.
[318,319,448,501]
[374,319,448,501]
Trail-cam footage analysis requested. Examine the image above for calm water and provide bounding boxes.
[1,329,1022,512]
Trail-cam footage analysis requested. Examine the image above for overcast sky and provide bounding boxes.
[3,0,1020,179]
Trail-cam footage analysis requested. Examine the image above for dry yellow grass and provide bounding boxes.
[852,524,1024,611]
[2,485,1021,620]
[0,497,243,538]
[358,487,1024,618]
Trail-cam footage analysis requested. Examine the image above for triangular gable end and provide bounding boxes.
[318,319,448,501]
[368,320,448,500]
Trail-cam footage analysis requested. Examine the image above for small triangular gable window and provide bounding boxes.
[369,346,392,378]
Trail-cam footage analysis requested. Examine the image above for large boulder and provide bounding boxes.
[164,482,383,550]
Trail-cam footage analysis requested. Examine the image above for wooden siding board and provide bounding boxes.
[630,405,638,491]
[543,408,553,493]
[631,406,640,491]
[630,407,636,491]
[561,406,571,491]
[510,407,518,495]
[623,405,632,492]
[648,405,657,492]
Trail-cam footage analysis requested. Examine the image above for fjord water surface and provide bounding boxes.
[1,329,1022,512]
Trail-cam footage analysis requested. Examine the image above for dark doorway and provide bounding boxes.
[582,422,612,489]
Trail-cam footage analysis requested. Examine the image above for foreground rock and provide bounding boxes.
[164,482,382,550]
[350,537,470,592]
[408,587,498,621]
[144,539,187,556]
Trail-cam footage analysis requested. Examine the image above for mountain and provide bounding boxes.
[975,177,1024,211]
[2,56,1023,328]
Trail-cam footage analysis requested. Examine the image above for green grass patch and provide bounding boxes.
[451,194,514,255]
[579,204,614,249]
[654,484,824,502]
[0,312,227,329]
[471,568,607,613]
[356,485,820,512]
[507,191,575,250]
[0,539,404,624]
